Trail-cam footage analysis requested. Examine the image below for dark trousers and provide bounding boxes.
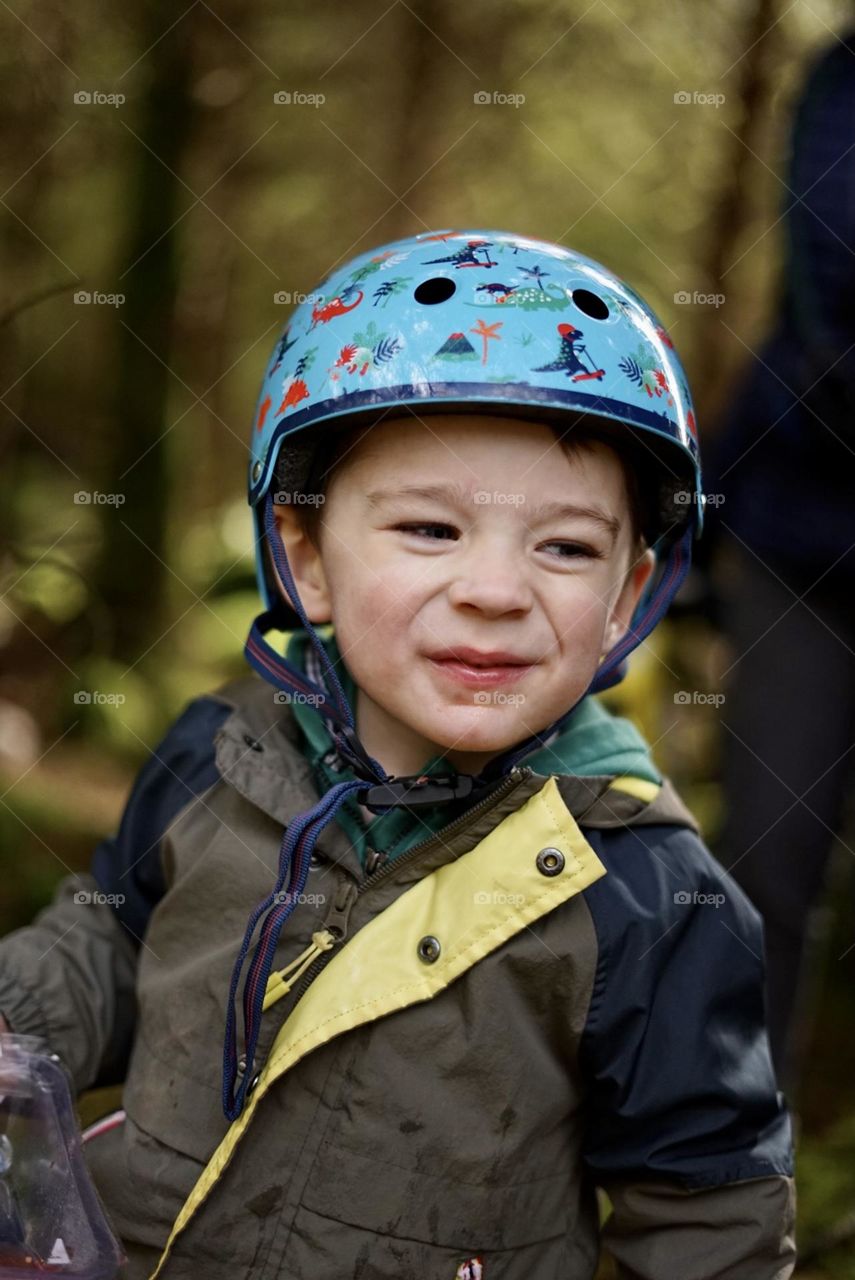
[713,541,855,1100]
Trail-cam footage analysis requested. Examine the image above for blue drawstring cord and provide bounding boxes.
[222,775,371,1120]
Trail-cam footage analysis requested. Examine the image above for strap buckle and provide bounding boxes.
[357,772,475,812]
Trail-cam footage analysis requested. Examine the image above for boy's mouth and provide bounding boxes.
[425,646,536,689]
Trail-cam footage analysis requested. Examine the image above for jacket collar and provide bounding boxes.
[210,672,698,888]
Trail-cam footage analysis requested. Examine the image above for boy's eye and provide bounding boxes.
[540,541,602,560]
[392,525,603,558]
[393,522,458,541]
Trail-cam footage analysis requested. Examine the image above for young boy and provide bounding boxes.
[0,229,795,1279]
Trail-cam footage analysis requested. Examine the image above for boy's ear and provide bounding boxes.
[271,504,332,623]
[602,546,657,654]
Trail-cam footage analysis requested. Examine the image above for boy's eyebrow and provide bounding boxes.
[365,483,621,541]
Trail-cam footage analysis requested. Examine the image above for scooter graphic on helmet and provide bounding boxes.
[532,322,605,381]
[423,239,497,269]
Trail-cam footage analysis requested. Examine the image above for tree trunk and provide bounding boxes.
[695,0,785,424]
[94,5,197,661]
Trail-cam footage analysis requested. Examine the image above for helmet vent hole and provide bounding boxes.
[414,277,457,305]
[572,288,610,320]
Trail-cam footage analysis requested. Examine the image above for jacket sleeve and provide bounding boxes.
[0,696,230,1094]
[579,823,796,1280]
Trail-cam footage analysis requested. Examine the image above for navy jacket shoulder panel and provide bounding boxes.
[90,696,231,946]
[578,821,794,1190]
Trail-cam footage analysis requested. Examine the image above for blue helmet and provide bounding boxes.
[249,228,702,616]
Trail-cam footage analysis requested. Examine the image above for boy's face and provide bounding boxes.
[274,414,656,778]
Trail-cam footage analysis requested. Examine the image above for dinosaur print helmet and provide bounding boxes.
[249,228,703,621]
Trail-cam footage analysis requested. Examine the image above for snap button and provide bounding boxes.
[536,847,565,877]
[251,460,262,483]
[309,852,323,868]
[237,1054,247,1076]
[243,734,264,752]
[247,1071,261,1095]
[417,935,441,964]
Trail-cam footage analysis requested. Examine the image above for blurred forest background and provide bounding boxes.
[1,0,855,1273]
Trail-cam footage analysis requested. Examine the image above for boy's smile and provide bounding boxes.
[273,413,655,779]
[424,645,536,689]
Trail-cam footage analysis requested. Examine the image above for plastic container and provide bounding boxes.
[0,1034,125,1277]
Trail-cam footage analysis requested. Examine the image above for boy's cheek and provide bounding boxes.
[331,568,611,671]
[331,604,411,681]
[558,580,616,640]
[335,575,424,641]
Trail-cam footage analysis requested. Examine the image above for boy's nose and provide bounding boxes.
[447,553,534,616]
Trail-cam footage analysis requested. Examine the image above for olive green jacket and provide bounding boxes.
[0,674,796,1279]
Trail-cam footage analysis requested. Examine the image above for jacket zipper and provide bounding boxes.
[288,765,532,1005]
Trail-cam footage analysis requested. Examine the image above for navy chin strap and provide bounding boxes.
[223,492,693,1118]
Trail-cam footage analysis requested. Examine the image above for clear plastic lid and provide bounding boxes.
[0,1034,125,1277]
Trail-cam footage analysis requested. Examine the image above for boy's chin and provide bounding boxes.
[419,713,546,760]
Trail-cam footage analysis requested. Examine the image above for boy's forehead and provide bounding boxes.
[374,410,549,441]
[328,412,633,539]
[346,412,629,484]
[347,411,590,460]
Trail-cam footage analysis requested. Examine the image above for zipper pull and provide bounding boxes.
[322,878,358,941]
[263,930,336,1011]
[365,847,387,876]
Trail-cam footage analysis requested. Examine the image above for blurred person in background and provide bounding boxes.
[704,31,855,1102]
